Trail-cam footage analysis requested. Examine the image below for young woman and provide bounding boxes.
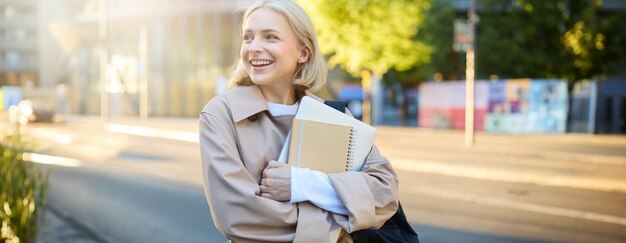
[199,0,399,242]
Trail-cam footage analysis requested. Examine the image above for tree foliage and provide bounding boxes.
[477,0,626,83]
[384,0,459,86]
[298,0,433,77]
[300,0,626,87]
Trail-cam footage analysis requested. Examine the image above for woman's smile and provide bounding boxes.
[250,59,274,71]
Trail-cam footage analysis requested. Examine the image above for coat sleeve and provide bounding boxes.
[199,111,298,242]
[328,145,400,232]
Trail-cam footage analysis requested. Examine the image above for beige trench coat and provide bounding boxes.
[199,85,399,243]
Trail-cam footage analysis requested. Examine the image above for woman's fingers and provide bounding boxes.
[259,164,291,201]
[266,160,284,168]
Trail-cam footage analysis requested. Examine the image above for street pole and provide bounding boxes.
[139,26,149,120]
[464,0,476,147]
[99,0,109,122]
[361,71,372,125]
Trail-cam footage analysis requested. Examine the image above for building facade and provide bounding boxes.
[0,0,38,87]
[2,0,252,118]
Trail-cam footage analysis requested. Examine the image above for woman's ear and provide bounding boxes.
[298,47,310,63]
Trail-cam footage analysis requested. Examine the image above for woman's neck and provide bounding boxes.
[259,84,297,105]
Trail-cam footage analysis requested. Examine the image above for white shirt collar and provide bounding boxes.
[267,101,299,116]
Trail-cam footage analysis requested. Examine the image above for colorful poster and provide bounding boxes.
[504,79,531,133]
[474,82,489,131]
[487,81,506,113]
[505,79,531,115]
[419,82,465,129]
[526,80,568,133]
[419,81,488,130]
[421,79,568,133]
[486,81,506,132]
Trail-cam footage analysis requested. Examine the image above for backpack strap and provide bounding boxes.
[324,100,347,113]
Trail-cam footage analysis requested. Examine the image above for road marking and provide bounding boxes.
[23,153,81,167]
[31,128,74,144]
[393,158,626,193]
[105,124,199,143]
[413,186,626,226]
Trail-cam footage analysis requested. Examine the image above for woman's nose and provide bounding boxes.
[248,38,263,53]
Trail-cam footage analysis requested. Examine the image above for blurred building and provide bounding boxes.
[68,0,254,117]
[0,0,39,86]
[3,0,253,118]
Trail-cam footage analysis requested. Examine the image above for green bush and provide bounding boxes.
[1,135,49,243]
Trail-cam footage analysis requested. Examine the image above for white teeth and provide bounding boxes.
[251,60,272,66]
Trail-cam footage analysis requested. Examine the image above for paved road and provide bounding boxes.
[42,163,546,243]
[18,116,626,242]
[43,165,225,243]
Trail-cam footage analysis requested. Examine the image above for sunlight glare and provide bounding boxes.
[23,153,82,167]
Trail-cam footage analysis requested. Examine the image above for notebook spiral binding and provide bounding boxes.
[346,128,357,171]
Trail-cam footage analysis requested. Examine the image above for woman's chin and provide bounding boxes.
[250,76,280,87]
[249,73,294,88]
[250,78,271,86]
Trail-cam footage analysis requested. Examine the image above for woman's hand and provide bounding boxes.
[260,160,291,201]
[337,229,354,243]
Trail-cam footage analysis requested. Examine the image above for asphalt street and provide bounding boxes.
[14,116,626,243]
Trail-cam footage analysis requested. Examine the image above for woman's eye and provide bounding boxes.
[243,35,253,42]
[267,35,279,40]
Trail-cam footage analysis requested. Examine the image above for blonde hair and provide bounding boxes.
[229,0,327,92]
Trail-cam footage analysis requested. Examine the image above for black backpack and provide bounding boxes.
[324,100,419,243]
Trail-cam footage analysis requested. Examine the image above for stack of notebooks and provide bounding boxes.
[278,96,376,173]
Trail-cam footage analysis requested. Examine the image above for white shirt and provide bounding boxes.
[267,101,300,117]
[267,101,349,216]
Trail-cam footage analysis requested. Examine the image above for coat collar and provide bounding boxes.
[226,85,319,123]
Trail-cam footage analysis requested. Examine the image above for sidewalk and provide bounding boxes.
[37,207,103,243]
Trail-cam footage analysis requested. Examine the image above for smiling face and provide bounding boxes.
[241,8,308,89]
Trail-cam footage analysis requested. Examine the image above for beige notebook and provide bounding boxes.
[287,119,356,173]
[294,97,376,171]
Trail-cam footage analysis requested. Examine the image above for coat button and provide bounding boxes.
[248,114,259,122]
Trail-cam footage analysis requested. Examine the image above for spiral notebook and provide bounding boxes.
[287,119,356,173]
[278,96,376,172]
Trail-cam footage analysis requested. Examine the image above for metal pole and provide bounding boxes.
[99,0,109,122]
[464,0,476,147]
[588,81,597,133]
[139,26,149,120]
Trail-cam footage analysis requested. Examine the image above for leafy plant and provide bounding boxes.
[1,134,49,243]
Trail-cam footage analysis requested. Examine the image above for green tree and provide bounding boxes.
[477,0,626,84]
[384,0,459,85]
[298,0,432,123]
[382,0,459,124]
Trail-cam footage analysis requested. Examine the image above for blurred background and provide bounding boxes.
[1,0,625,242]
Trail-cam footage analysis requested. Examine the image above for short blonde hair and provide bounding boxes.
[229,0,327,92]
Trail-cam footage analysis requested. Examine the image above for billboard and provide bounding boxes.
[526,80,568,133]
[420,79,568,133]
[486,79,531,133]
[419,81,488,130]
